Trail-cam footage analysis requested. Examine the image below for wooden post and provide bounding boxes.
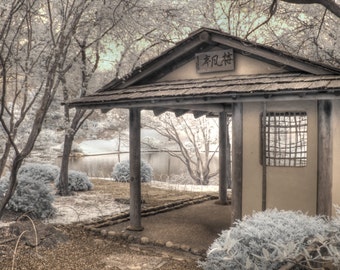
[261,103,267,211]
[127,108,143,231]
[217,110,228,205]
[317,100,332,216]
[232,103,243,222]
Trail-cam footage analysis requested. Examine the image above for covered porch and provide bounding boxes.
[68,73,340,230]
[67,28,340,230]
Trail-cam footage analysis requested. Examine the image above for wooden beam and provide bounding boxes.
[169,104,228,113]
[118,38,205,88]
[317,100,332,216]
[217,110,228,205]
[69,92,340,111]
[152,104,230,117]
[127,108,143,231]
[232,103,243,222]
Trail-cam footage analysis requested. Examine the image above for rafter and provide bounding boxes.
[152,108,168,116]
[175,109,189,117]
[193,111,208,118]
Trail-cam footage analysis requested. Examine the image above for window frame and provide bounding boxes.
[260,111,308,167]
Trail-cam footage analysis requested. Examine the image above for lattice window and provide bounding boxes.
[262,112,307,167]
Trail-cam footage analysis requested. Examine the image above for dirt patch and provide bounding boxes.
[0,179,218,270]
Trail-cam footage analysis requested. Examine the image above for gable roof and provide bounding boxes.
[98,27,340,92]
[68,28,340,114]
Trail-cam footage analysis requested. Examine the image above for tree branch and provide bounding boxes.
[278,0,340,18]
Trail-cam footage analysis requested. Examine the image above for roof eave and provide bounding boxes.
[67,88,340,111]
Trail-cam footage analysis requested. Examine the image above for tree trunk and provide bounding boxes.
[58,108,88,196]
[118,130,121,162]
[0,142,12,177]
[0,155,23,219]
[0,75,57,219]
[58,133,74,196]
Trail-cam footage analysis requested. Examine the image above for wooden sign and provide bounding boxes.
[196,49,234,74]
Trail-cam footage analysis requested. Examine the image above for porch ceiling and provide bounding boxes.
[67,73,340,115]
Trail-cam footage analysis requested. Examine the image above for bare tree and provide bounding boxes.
[57,0,162,195]
[57,0,214,194]
[143,112,227,185]
[0,0,98,219]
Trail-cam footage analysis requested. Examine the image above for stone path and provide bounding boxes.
[84,197,231,256]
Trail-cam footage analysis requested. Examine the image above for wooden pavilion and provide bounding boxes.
[68,28,340,230]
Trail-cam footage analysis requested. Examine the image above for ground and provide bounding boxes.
[0,179,218,270]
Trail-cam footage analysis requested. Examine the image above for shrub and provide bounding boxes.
[0,174,55,219]
[200,209,340,270]
[19,163,59,183]
[55,170,93,191]
[112,160,153,182]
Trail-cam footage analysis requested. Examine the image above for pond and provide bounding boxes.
[63,151,219,184]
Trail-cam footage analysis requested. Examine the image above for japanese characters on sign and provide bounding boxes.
[196,49,234,74]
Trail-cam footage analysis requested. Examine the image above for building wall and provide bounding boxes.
[158,52,288,82]
[242,102,263,214]
[332,100,340,215]
[242,101,318,216]
[154,47,328,216]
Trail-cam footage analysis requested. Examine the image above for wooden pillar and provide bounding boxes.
[217,110,228,205]
[232,103,243,222]
[127,108,143,231]
[317,100,332,216]
[261,103,267,211]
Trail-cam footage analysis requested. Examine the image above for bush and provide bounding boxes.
[112,160,153,182]
[0,174,55,219]
[201,209,340,270]
[19,163,59,183]
[55,170,93,191]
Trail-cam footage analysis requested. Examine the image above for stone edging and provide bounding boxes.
[82,194,221,256]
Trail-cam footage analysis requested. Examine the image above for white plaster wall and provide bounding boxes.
[158,53,288,82]
[242,101,318,216]
[242,102,263,215]
[332,100,340,215]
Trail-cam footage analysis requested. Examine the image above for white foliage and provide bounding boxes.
[55,170,93,192]
[201,209,340,270]
[111,160,153,183]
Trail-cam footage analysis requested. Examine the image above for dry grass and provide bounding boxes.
[89,179,216,207]
[0,179,217,270]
